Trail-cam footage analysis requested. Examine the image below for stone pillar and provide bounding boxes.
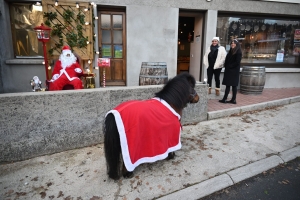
[0,0,15,93]
[202,10,218,84]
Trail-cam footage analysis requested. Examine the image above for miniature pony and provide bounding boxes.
[104,72,199,180]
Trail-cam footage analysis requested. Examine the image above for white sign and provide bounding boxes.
[276,50,284,62]
[226,45,230,51]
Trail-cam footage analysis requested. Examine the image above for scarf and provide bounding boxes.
[210,45,219,52]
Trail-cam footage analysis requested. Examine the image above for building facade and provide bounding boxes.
[1,0,300,93]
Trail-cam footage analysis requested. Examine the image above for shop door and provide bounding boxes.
[98,11,126,86]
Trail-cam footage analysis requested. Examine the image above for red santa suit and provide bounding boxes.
[49,46,83,91]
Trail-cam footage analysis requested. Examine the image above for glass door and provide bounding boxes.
[99,11,126,86]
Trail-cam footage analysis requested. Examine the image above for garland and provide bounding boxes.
[43,9,88,55]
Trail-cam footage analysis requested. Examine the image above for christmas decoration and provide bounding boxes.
[30,76,43,92]
[48,46,83,91]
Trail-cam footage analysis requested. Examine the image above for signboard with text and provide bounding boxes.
[276,50,284,62]
[98,58,110,68]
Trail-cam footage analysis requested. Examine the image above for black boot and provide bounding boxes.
[220,86,230,104]
[226,99,236,104]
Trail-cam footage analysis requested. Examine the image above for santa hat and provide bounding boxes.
[212,37,220,42]
[62,45,72,55]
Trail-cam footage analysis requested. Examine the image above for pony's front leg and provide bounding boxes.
[122,162,134,179]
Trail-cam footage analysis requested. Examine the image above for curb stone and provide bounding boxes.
[159,146,299,200]
[290,96,300,103]
[240,102,268,113]
[157,174,233,200]
[226,155,284,183]
[266,98,290,108]
[207,107,240,120]
[279,146,300,162]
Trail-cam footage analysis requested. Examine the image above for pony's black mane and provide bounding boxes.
[155,72,196,110]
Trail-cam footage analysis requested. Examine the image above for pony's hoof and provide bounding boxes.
[123,171,134,179]
[167,152,175,160]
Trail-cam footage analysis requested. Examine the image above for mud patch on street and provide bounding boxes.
[241,115,252,123]
[274,136,283,140]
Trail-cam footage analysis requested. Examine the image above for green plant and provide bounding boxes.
[66,32,78,48]
[48,48,54,55]
[51,24,63,38]
[62,9,74,24]
[44,12,57,27]
[44,12,57,21]
[78,36,88,48]
[43,6,90,56]
[76,12,85,25]
[77,24,83,36]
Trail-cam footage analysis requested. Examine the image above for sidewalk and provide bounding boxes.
[1,88,300,200]
[208,88,300,112]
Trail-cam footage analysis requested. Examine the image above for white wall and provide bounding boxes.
[126,5,179,86]
[189,14,204,81]
[202,10,218,82]
[264,68,300,88]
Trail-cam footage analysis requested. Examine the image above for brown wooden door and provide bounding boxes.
[98,11,126,86]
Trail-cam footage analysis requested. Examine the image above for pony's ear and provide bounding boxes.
[176,72,196,87]
[186,74,196,87]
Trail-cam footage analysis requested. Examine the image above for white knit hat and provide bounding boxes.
[212,37,220,42]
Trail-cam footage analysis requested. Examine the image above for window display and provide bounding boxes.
[217,15,300,67]
[10,3,44,57]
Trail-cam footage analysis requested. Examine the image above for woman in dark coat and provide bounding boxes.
[219,39,242,104]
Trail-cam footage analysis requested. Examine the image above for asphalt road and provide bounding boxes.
[200,157,300,200]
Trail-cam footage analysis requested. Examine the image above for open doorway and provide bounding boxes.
[177,12,204,81]
[177,17,195,74]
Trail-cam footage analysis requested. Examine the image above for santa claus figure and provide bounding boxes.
[30,76,42,92]
[49,46,83,91]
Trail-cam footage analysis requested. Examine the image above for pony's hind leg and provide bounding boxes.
[167,152,176,160]
[122,163,134,179]
[104,113,122,180]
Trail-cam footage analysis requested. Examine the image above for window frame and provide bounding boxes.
[9,1,44,58]
[217,12,300,68]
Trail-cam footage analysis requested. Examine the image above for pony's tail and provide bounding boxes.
[104,113,122,180]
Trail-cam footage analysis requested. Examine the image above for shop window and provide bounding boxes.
[217,15,300,67]
[9,2,44,58]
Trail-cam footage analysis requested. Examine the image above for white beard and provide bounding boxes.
[59,53,77,68]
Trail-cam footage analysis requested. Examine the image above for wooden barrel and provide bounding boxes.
[240,66,266,95]
[139,62,168,85]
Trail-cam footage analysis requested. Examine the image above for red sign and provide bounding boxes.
[98,58,110,67]
[295,29,300,43]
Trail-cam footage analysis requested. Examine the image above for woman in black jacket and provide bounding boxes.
[219,39,242,104]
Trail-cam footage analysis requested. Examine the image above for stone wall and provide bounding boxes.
[0,83,208,163]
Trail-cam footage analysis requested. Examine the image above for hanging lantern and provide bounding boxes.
[34,23,52,80]
[34,23,51,43]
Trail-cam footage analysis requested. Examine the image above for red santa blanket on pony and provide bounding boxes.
[106,97,182,172]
